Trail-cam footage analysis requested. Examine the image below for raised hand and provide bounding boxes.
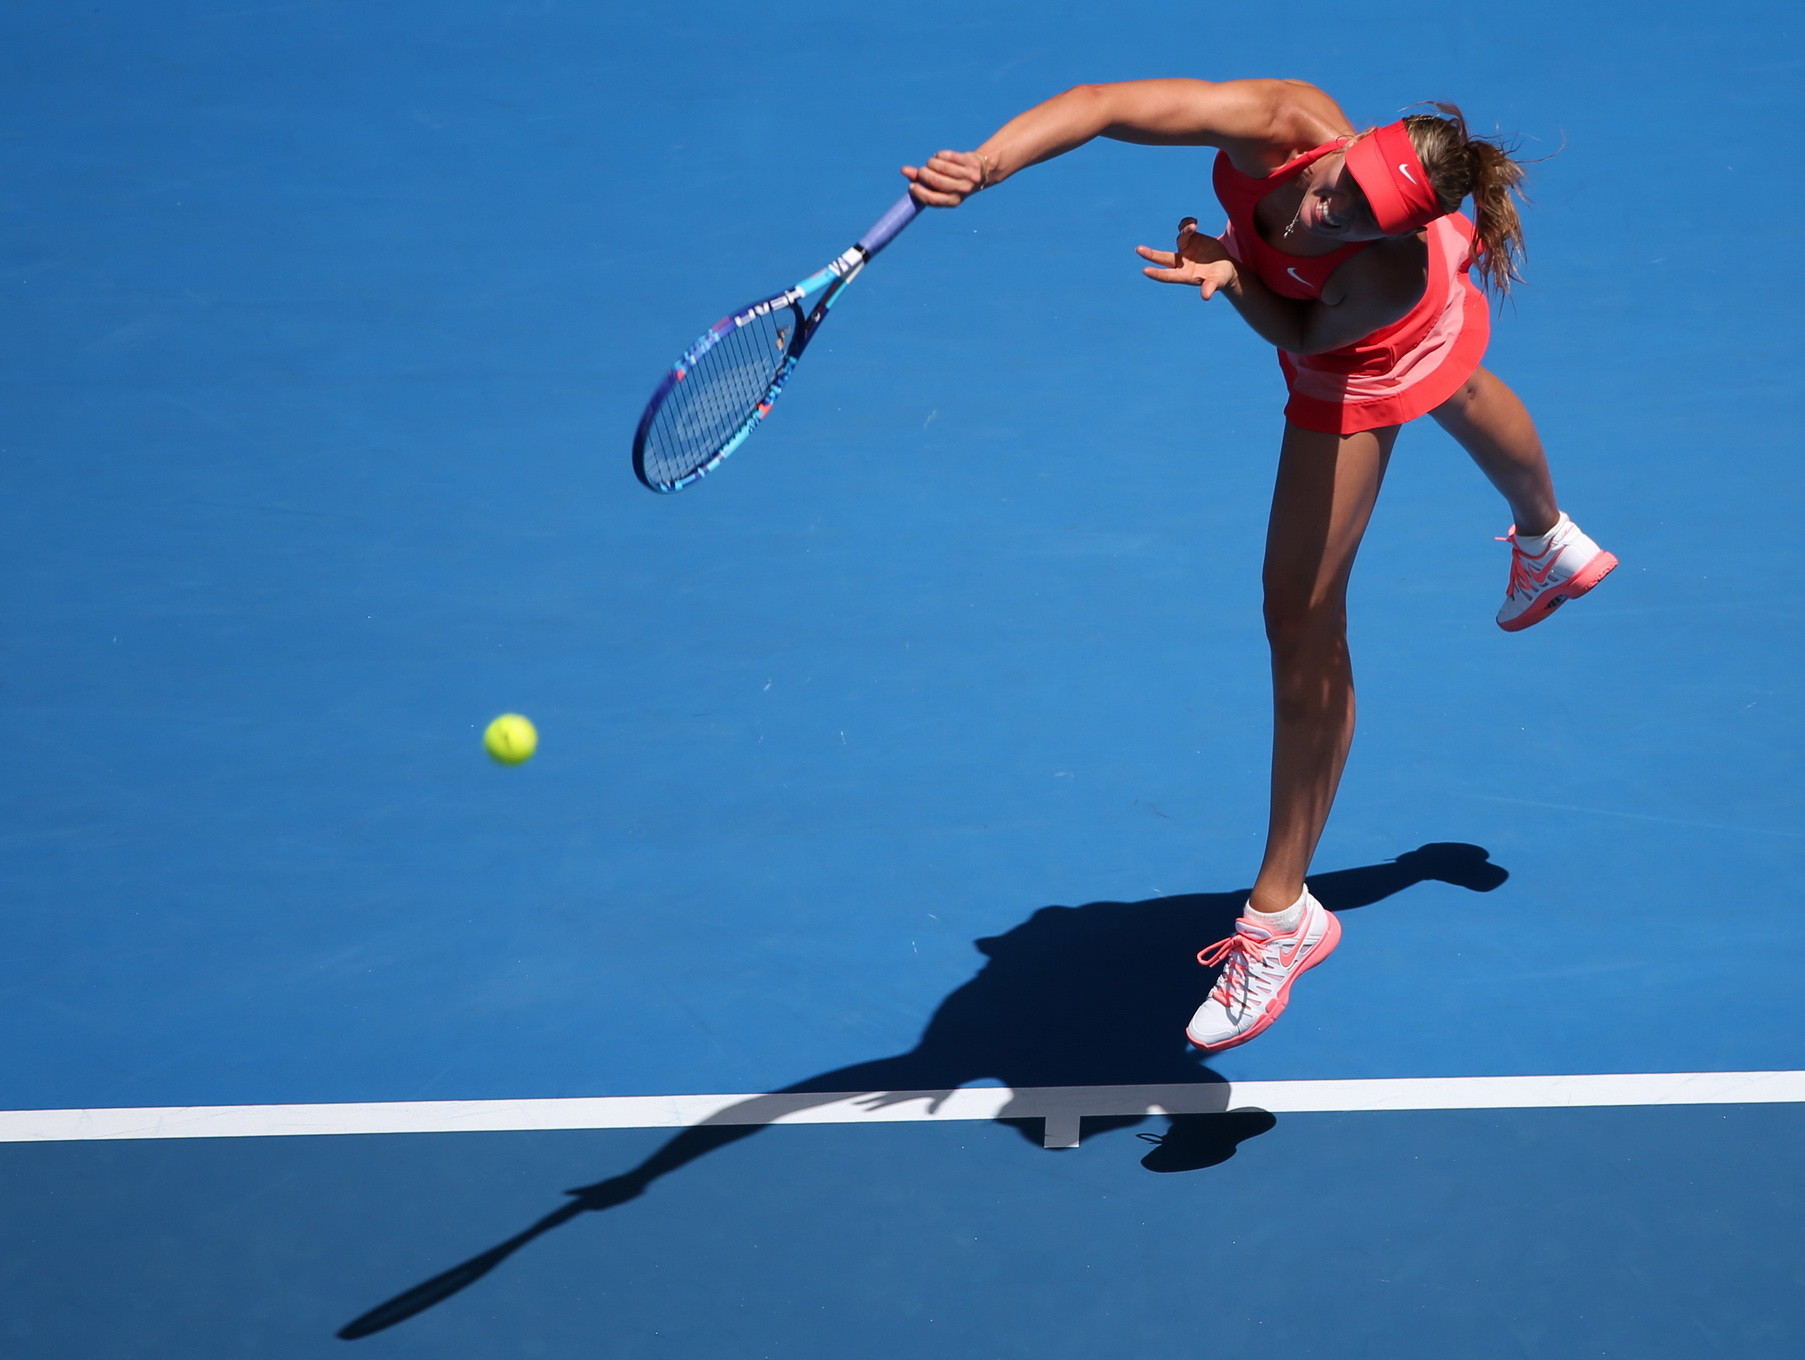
[1137,217,1238,299]
[902,149,987,207]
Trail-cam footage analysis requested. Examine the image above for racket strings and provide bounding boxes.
[641,305,797,487]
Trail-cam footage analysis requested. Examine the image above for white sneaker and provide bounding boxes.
[1185,891,1341,1053]
[1496,512,1618,632]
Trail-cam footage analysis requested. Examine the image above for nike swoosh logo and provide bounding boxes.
[1277,934,1307,967]
[1286,267,1311,287]
[1521,553,1565,585]
[1523,556,1566,585]
[1508,549,1569,598]
[1398,162,1418,185]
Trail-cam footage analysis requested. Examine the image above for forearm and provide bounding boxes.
[1219,267,1313,352]
[973,86,1121,187]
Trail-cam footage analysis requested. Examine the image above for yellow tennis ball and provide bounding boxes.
[483,713,537,765]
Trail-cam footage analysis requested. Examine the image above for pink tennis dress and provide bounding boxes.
[1213,139,1491,434]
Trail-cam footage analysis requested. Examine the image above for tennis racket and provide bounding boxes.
[631,191,921,493]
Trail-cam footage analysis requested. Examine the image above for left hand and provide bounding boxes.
[1138,218,1238,300]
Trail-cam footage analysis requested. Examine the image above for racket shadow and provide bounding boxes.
[336,841,1507,1340]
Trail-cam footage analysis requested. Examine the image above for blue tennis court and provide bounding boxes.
[3,1,1802,1355]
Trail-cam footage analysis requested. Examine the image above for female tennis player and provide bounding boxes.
[903,79,1615,1053]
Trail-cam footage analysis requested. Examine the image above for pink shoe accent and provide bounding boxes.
[1497,550,1618,633]
[1187,910,1342,1053]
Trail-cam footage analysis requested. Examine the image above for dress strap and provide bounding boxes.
[1237,137,1352,193]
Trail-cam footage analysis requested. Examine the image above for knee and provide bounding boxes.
[1436,373,1484,417]
[1262,580,1346,654]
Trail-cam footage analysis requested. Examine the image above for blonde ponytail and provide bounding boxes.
[1404,103,1530,296]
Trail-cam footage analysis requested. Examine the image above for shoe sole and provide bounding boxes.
[1186,910,1343,1053]
[1497,551,1619,633]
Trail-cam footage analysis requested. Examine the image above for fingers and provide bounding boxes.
[902,164,964,208]
[926,150,981,182]
[902,150,983,208]
[1140,258,1230,297]
[1139,243,1196,284]
[1141,222,1232,296]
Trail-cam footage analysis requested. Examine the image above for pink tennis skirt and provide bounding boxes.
[1277,214,1492,435]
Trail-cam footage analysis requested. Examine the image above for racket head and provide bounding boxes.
[632,294,811,493]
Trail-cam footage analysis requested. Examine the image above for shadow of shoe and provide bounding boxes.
[1137,1109,1278,1173]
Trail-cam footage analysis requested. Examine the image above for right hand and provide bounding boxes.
[902,149,987,207]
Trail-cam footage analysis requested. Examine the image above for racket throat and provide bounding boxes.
[829,244,868,286]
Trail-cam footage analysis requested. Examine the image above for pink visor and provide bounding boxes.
[1343,121,1444,235]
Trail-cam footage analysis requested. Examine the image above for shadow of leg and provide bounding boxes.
[1310,842,1508,912]
[1393,842,1510,892]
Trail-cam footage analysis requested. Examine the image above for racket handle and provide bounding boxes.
[856,192,921,258]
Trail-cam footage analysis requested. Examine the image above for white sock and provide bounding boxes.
[1246,890,1307,934]
[1514,511,1569,556]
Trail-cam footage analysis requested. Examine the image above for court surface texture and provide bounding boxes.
[3,2,1802,1356]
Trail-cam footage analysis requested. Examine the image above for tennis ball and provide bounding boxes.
[484,713,537,766]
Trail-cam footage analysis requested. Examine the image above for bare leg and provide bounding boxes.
[1431,367,1560,535]
[1249,421,1398,914]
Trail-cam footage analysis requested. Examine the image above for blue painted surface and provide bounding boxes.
[1,0,1802,1347]
[3,1106,1802,1357]
[6,0,1800,1110]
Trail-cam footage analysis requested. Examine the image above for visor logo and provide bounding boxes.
[1398,163,1418,185]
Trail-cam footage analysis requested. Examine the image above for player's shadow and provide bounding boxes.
[338,842,1506,1340]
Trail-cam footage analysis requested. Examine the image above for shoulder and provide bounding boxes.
[1218,80,1358,174]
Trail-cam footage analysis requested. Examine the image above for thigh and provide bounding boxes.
[1263,420,1400,611]
[1429,366,1535,450]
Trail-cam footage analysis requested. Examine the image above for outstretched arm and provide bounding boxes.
[1138,221,1424,356]
[904,78,1344,206]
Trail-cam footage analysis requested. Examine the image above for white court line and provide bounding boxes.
[4,1071,1803,1150]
